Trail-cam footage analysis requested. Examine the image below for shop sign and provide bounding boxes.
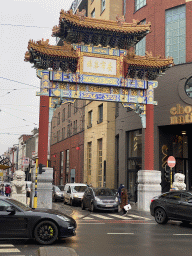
[170,104,192,125]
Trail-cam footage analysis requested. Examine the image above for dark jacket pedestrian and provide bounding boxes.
[118,184,124,203]
[120,187,128,214]
[5,185,11,197]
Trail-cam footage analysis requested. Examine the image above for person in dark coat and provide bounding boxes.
[118,184,124,203]
[120,187,128,215]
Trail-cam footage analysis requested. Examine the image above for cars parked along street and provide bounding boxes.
[63,183,88,206]
[52,185,64,202]
[150,190,192,225]
[81,187,119,212]
[0,196,76,245]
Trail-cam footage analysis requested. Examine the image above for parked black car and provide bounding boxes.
[0,196,76,245]
[52,185,64,202]
[150,190,192,224]
[81,187,119,212]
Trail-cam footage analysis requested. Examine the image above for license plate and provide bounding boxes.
[106,204,113,207]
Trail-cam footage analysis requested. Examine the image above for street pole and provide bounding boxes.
[33,158,38,208]
[170,167,173,189]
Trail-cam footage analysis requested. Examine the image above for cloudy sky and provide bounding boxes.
[0,0,73,155]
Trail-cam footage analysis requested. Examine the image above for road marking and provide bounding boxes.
[0,248,20,253]
[83,217,94,220]
[78,223,105,225]
[107,233,134,235]
[109,214,131,220]
[173,234,192,236]
[90,214,113,219]
[128,214,151,220]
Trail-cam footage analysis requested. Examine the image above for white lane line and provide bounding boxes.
[90,214,113,219]
[78,223,105,225]
[107,233,134,235]
[83,217,94,220]
[0,248,20,253]
[173,234,192,236]
[109,214,131,220]
[128,214,151,220]
[0,244,14,247]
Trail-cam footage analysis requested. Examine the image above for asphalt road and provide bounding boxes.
[1,203,192,256]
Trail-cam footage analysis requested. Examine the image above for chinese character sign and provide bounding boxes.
[83,56,116,76]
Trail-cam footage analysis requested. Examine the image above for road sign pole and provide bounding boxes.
[170,167,172,189]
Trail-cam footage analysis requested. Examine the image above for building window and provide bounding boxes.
[165,5,186,65]
[67,124,70,137]
[115,103,119,118]
[68,103,71,118]
[98,139,102,187]
[135,0,146,12]
[101,0,105,13]
[91,8,95,18]
[87,142,92,176]
[87,110,92,129]
[98,104,103,123]
[62,127,65,140]
[62,108,65,122]
[74,101,78,113]
[73,120,77,134]
[60,151,64,185]
[135,19,146,56]
[123,0,126,16]
[65,149,70,183]
[81,115,85,131]
[57,112,60,125]
[57,130,60,142]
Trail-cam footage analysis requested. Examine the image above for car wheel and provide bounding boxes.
[34,220,58,245]
[155,208,168,224]
[91,203,95,212]
[81,201,85,210]
[70,199,73,206]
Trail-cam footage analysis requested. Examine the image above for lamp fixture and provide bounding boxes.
[181,131,186,135]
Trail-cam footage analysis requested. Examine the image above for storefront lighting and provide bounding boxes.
[181,131,186,135]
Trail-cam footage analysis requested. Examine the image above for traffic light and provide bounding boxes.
[164,166,170,182]
[39,163,46,174]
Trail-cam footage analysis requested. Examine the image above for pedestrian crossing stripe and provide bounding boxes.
[90,214,113,219]
[128,214,151,220]
[0,245,14,247]
[0,244,21,253]
[109,214,131,220]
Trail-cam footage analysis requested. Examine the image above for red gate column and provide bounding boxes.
[145,104,154,170]
[38,96,49,166]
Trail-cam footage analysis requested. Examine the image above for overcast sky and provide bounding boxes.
[0,0,73,155]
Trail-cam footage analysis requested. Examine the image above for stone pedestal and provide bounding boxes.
[31,167,53,209]
[12,194,26,205]
[137,170,161,212]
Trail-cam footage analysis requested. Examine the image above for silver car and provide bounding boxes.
[63,183,88,206]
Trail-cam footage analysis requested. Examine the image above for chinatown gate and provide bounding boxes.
[25,10,173,211]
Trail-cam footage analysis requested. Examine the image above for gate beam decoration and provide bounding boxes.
[25,9,174,168]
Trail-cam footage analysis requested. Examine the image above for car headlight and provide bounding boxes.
[115,197,118,202]
[95,197,101,202]
[57,215,70,222]
[74,194,78,198]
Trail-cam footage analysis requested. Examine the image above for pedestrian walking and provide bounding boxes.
[118,184,124,203]
[5,185,11,197]
[120,187,128,215]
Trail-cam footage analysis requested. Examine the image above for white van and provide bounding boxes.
[63,183,88,206]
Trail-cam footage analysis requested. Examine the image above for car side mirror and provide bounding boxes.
[6,206,15,214]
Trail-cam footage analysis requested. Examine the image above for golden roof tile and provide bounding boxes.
[52,9,151,35]
[27,39,78,59]
[124,51,174,68]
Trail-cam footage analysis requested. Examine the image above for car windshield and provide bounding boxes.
[55,186,61,192]
[94,188,114,196]
[72,186,87,192]
[8,199,31,211]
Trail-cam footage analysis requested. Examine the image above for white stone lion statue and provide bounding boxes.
[11,170,26,194]
[172,173,186,190]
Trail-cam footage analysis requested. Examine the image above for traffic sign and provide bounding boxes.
[167,156,176,168]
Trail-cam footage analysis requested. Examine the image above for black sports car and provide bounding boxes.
[0,196,76,245]
[150,190,192,225]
